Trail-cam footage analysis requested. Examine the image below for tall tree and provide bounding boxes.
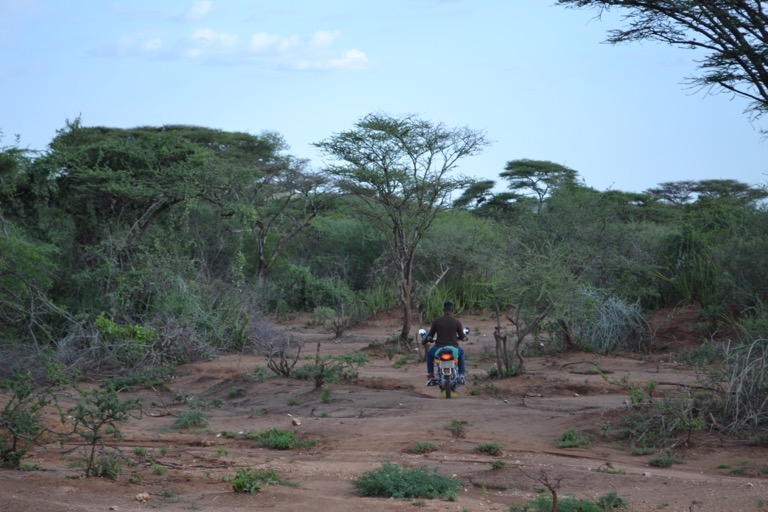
[501,159,579,212]
[314,113,489,345]
[558,0,768,119]
[235,155,327,284]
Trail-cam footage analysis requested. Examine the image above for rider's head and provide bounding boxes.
[443,301,455,314]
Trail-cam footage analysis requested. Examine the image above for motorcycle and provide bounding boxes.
[419,327,469,399]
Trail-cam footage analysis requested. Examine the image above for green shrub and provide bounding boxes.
[353,462,460,500]
[312,306,336,327]
[225,468,282,493]
[171,410,208,430]
[509,492,628,511]
[648,450,683,468]
[445,419,468,438]
[557,428,591,448]
[474,442,502,456]
[409,442,438,454]
[69,385,141,477]
[92,451,122,480]
[244,428,317,450]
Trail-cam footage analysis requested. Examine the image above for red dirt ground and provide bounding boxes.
[2,306,766,512]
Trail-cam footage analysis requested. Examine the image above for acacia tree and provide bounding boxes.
[501,159,579,212]
[314,113,489,345]
[558,0,768,119]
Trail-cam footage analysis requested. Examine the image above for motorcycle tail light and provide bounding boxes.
[439,353,453,361]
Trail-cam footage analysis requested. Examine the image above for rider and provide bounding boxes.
[423,301,467,386]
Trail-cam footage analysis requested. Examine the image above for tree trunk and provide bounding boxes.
[397,240,415,351]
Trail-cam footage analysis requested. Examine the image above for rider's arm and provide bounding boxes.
[457,321,467,342]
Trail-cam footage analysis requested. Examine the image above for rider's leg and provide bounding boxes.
[426,345,438,380]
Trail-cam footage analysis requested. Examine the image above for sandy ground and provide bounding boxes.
[2,309,767,512]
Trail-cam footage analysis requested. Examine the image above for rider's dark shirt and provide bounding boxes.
[428,314,465,346]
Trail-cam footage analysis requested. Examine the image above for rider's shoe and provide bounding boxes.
[458,375,466,385]
[426,376,438,386]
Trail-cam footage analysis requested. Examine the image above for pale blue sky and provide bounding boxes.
[2,0,766,193]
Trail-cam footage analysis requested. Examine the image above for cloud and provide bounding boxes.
[295,49,370,71]
[182,0,213,21]
[94,26,370,71]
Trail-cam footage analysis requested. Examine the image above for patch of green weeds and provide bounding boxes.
[394,354,418,369]
[228,386,246,398]
[171,410,208,430]
[244,428,317,450]
[409,442,438,454]
[353,462,460,500]
[491,460,506,470]
[474,442,502,456]
[445,419,468,438]
[509,491,628,511]
[648,451,683,468]
[224,468,294,493]
[557,428,591,448]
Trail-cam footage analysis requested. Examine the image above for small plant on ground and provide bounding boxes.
[474,442,502,456]
[353,462,460,500]
[491,460,506,470]
[92,451,123,480]
[509,492,628,511]
[557,428,591,448]
[228,386,246,398]
[171,409,207,430]
[292,341,369,388]
[225,468,290,493]
[409,442,438,454]
[244,428,317,450]
[321,387,332,403]
[68,384,141,477]
[0,363,68,469]
[445,419,469,438]
[648,450,683,468]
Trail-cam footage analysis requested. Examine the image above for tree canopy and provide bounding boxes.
[558,0,768,119]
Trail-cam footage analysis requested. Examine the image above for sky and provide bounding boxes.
[1,0,766,194]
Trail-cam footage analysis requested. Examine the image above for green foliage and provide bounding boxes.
[409,442,438,454]
[720,337,768,431]
[225,468,286,493]
[0,369,63,469]
[311,306,336,326]
[101,366,174,392]
[272,264,356,312]
[244,428,317,450]
[353,461,461,500]
[445,419,468,438]
[171,410,208,430]
[92,451,122,480]
[292,349,369,388]
[509,492,628,511]
[615,391,704,450]
[557,429,591,448]
[68,385,141,477]
[474,442,502,456]
[648,450,683,468]
[562,288,651,354]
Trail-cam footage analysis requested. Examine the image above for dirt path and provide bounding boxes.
[2,313,767,512]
